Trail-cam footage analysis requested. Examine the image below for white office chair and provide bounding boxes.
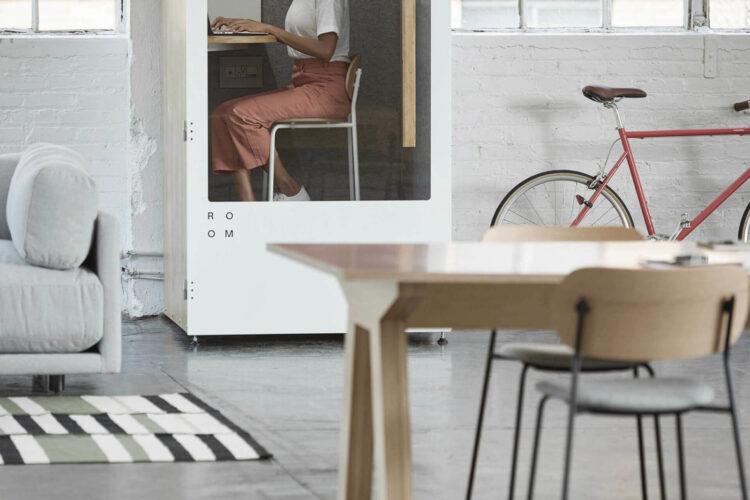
[267,54,363,201]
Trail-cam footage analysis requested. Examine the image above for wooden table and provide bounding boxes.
[268,241,750,500]
[207,34,277,52]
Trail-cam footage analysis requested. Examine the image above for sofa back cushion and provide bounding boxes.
[6,144,98,270]
[0,153,21,241]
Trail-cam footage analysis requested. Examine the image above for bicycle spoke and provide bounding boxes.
[589,206,615,227]
[523,193,547,226]
[508,209,540,226]
[495,173,629,229]
[603,214,623,226]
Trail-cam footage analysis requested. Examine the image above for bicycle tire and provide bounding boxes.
[738,202,750,242]
[490,169,635,228]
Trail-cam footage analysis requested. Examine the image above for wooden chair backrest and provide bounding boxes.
[482,225,645,243]
[552,266,749,361]
[346,54,362,100]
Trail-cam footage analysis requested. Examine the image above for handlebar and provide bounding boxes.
[734,100,750,112]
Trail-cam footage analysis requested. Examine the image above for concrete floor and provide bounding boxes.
[0,317,749,500]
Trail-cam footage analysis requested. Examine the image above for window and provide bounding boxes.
[452,0,750,30]
[710,0,750,28]
[0,0,121,32]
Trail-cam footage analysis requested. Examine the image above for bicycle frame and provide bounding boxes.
[571,104,750,240]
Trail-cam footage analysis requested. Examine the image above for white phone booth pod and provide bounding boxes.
[162,0,451,336]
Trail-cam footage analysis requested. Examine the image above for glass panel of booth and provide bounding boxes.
[205,0,432,203]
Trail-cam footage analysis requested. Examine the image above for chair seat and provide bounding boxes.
[537,377,714,414]
[496,342,638,371]
[273,117,347,125]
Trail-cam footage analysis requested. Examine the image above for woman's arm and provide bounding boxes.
[212,17,338,61]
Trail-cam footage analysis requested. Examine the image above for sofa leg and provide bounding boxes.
[50,375,65,394]
[32,375,50,393]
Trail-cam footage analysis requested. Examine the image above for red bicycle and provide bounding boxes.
[491,85,750,241]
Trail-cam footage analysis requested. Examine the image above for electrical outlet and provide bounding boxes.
[219,56,263,89]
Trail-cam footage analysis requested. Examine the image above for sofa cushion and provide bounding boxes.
[6,143,97,270]
[0,239,103,353]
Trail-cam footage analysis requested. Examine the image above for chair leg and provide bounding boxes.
[633,368,648,500]
[268,127,279,201]
[466,330,498,500]
[351,122,360,201]
[676,414,687,500]
[653,415,667,500]
[728,391,749,499]
[347,127,355,201]
[561,393,579,500]
[642,365,667,500]
[636,414,648,500]
[508,364,530,500]
[527,396,549,500]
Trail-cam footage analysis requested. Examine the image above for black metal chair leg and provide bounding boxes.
[728,395,749,500]
[642,364,666,500]
[723,345,749,500]
[636,414,648,500]
[466,330,498,500]
[527,396,549,500]
[561,397,578,500]
[634,368,648,500]
[653,414,667,500]
[676,414,687,500]
[508,364,530,500]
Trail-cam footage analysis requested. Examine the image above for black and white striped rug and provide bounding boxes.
[0,392,270,464]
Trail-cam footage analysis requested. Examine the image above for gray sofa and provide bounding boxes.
[0,149,120,392]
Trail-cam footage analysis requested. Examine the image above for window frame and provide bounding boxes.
[452,0,750,33]
[0,0,126,35]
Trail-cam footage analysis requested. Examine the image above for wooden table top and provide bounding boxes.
[207,34,277,44]
[269,241,750,284]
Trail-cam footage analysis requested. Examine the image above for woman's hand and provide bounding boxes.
[211,17,268,33]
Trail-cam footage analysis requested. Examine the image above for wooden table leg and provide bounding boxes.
[339,281,405,500]
[338,324,374,500]
[371,295,423,500]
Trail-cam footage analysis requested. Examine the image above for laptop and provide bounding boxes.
[208,16,268,36]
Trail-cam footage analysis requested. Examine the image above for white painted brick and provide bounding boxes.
[0,36,131,255]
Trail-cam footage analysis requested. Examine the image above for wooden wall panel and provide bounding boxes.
[402,0,416,148]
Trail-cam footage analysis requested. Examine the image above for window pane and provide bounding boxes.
[452,0,519,29]
[0,0,32,29]
[526,0,602,28]
[711,0,750,28]
[38,0,117,31]
[612,0,684,27]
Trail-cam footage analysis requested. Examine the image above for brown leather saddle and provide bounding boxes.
[582,85,647,103]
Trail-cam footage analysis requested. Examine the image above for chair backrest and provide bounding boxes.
[346,54,362,101]
[552,266,749,362]
[481,225,644,243]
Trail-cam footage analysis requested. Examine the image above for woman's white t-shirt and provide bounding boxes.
[285,0,350,63]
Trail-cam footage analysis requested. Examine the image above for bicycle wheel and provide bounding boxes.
[491,170,634,228]
[738,203,750,242]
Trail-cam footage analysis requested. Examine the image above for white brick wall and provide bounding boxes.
[0,37,131,243]
[452,33,750,241]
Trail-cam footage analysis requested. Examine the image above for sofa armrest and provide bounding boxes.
[88,211,121,373]
[0,153,21,240]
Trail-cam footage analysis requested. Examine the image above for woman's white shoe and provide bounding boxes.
[273,186,311,202]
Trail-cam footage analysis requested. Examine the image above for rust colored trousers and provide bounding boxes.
[211,58,351,173]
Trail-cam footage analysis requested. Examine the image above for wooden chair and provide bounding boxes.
[267,54,363,201]
[528,266,749,500]
[467,225,651,500]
